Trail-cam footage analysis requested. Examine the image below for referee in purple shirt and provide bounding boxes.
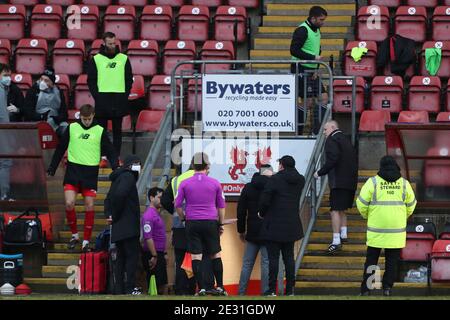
[175,152,227,296]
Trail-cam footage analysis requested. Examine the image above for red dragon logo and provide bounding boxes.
[254,147,272,170]
[228,147,248,180]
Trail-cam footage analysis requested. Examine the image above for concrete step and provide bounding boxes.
[318,207,360,215]
[306,243,368,254]
[258,26,351,35]
[267,4,356,16]
[24,277,75,294]
[297,268,384,282]
[254,38,344,50]
[59,231,101,243]
[47,252,81,266]
[250,49,341,60]
[42,265,75,278]
[263,15,352,27]
[310,231,366,243]
[301,255,383,268]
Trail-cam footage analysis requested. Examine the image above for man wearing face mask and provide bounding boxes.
[47,104,118,252]
[290,6,328,135]
[23,67,68,136]
[106,154,142,295]
[0,63,24,201]
[87,32,133,167]
[0,63,24,122]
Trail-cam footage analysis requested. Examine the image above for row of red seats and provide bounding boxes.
[400,223,450,284]
[0,4,248,42]
[334,76,450,113]
[358,5,450,42]
[7,0,259,8]
[0,38,235,76]
[359,110,450,131]
[369,0,450,8]
[344,40,450,78]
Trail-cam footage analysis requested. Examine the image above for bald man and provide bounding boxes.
[314,121,358,253]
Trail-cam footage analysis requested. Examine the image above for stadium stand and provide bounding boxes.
[0,4,26,40]
[140,5,173,42]
[370,76,404,113]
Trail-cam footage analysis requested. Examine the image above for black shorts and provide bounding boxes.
[142,251,168,287]
[298,72,326,99]
[330,189,356,211]
[185,220,221,255]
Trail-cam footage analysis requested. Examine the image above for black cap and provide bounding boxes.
[278,155,295,168]
[41,67,56,84]
[123,154,141,168]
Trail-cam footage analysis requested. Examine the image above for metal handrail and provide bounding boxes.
[136,105,173,196]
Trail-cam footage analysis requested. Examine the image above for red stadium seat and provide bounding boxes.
[332,77,366,113]
[228,0,258,8]
[129,75,146,101]
[406,0,438,7]
[89,38,122,59]
[447,81,450,111]
[108,115,132,131]
[126,40,159,77]
[177,5,210,42]
[68,109,80,122]
[357,5,390,42]
[187,79,202,112]
[140,5,173,42]
[368,0,401,7]
[66,5,99,41]
[436,112,450,121]
[394,6,427,43]
[0,39,10,65]
[11,73,32,97]
[162,40,196,75]
[103,5,136,41]
[54,74,70,106]
[45,0,75,5]
[446,0,450,5]
[420,41,450,78]
[30,5,63,41]
[424,147,450,188]
[192,0,222,7]
[136,110,165,132]
[358,110,391,131]
[439,224,450,239]
[370,76,404,112]
[9,0,39,5]
[15,39,48,75]
[432,7,450,41]
[344,41,377,78]
[408,76,441,113]
[74,74,94,110]
[200,40,234,72]
[117,0,147,6]
[148,75,172,111]
[214,6,247,43]
[0,4,26,40]
[80,0,111,6]
[430,240,450,282]
[401,222,436,262]
[398,110,430,123]
[52,39,85,76]
[154,0,184,6]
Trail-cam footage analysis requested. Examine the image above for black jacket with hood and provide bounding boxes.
[7,83,25,121]
[106,155,141,243]
[23,83,68,124]
[87,45,133,119]
[318,129,358,190]
[258,168,305,242]
[237,173,270,243]
[377,156,402,183]
[376,35,417,77]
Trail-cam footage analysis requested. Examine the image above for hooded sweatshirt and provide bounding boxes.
[259,167,305,242]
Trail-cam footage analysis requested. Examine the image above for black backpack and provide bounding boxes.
[3,208,43,246]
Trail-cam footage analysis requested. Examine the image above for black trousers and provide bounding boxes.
[266,241,295,295]
[97,117,123,156]
[114,237,140,294]
[361,246,401,293]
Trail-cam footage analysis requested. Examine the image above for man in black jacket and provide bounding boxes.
[24,67,68,136]
[259,156,305,296]
[237,164,273,296]
[87,32,133,164]
[0,63,24,122]
[314,120,358,253]
[106,154,142,295]
[290,6,328,135]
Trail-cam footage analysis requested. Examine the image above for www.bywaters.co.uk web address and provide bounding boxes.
[205,120,294,129]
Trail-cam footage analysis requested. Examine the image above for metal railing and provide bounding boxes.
[136,105,173,197]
